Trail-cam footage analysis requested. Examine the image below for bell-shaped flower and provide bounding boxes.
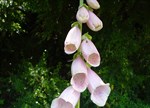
[81,38,100,67]
[86,0,100,9]
[51,86,80,108]
[87,68,111,107]
[87,11,103,31]
[64,26,81,54]
[76,6,89,23]
[71,56,88,92]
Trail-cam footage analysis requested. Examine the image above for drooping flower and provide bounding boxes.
[76,6,89,23]
[71,56,88,92]
[86,0,100,9]
[87,11,103,31]
[64,26,81,54]
[81,38,100,67]
[51,86,80,108]
[87,68,111,107]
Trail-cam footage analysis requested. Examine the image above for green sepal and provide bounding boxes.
[71,21,82,30]
[73,50,82,60]
[79,4,93,11]
[86,62,92,68]
[82,32,92,40]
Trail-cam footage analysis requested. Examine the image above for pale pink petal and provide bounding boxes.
[87,68,104,93]
[87,11,103,31]
[91,85,110,107]
[51,98,73,108]
[76,6,89,23]
[64,26,81,54]
[71,73,88,92]
[71,56,88,92]
[86,0,100,9]
[81,39,100,67]
[87,68,111,107]
[51,86,80,108]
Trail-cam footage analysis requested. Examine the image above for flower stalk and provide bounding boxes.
[79,0,84,31]
[75,0,84,108]
[75,98,80,108]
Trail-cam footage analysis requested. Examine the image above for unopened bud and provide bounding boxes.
[76,6,89,23]
[87,11,103,31]
[86,0,100,9]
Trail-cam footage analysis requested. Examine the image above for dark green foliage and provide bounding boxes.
[10,52,68,108]
[0,0,150,108]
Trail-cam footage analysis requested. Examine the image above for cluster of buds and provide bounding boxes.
[76,0,103,31]
[51,0,111,108]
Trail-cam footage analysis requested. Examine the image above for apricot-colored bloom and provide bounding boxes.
[87,68,111,107]
[64,26,81,54]
[86,0,100,9]
[71,56,88,92]
[76,6,89,23]
[51,86,80,108]
[81,39,100,67]
[87,11,103,31]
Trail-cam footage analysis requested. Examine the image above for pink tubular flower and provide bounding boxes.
[81,38,100,67]
[86,0,100,9]
[87,68,111,107]
[71,56,88,92]
[76,6,89,23]
[64,26,81,54]
[51,86,80,108]
[87,11,103,31]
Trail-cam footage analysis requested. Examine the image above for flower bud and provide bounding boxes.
[76,6,89,23]
[87,11,103,31]
[64,26,81,54]
[51,86,80,108]
[71,56,88,92]
[86,0,100,9]
[87,68,111,107]
[81,39,100,67]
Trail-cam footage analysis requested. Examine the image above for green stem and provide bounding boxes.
[79,0,84,32]
[75,98,80,108]
[75,1,84,108]
[79,0,84,7]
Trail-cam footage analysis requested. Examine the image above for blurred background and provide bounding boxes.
[0,0,150,107]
